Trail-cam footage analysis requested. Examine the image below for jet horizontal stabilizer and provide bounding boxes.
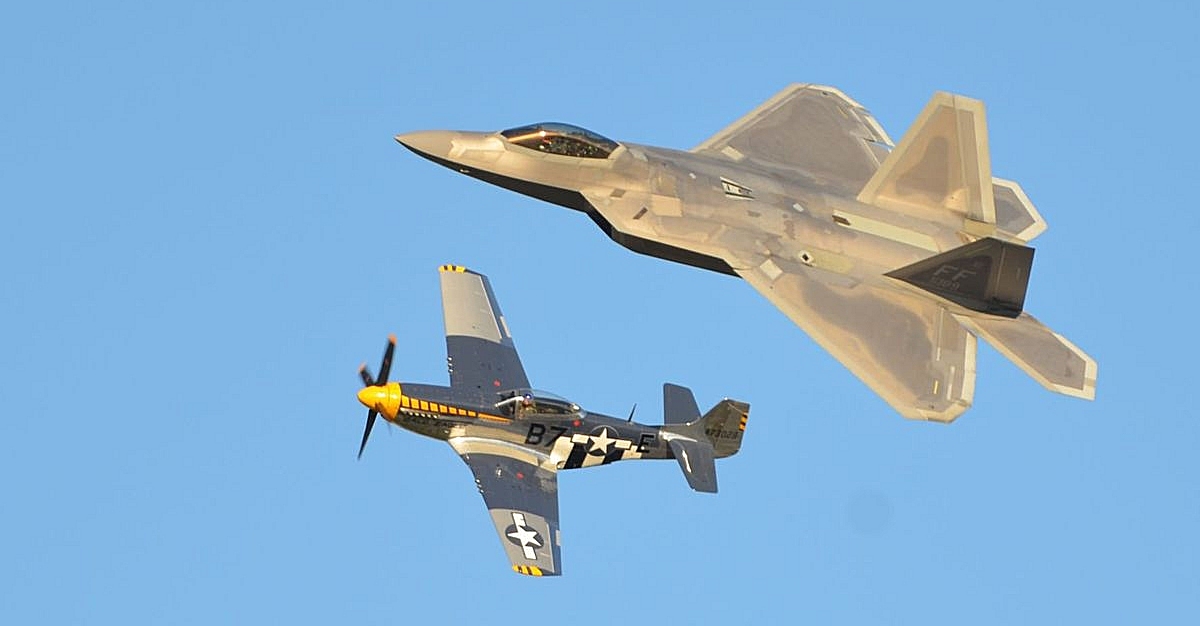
[992,178,1048,243]
[886,237,1034,318]
[954,312,1097,400]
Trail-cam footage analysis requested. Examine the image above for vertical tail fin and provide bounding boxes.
[885,237,1035,318]
[691,399,751,458]
[883,242,1097,400]
[662,384,750,457]
[857,92,995,226]
[856,91,1049,243]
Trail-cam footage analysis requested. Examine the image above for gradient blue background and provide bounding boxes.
[3,1,1196,623]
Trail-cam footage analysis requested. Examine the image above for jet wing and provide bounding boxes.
[691,84,893,194]
[449,437,561,576]
[439,265,530,394]
[737,258,977,422]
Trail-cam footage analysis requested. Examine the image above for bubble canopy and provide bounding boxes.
[500,123,619,159]
[495,388,582,416]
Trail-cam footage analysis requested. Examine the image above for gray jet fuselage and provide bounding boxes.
[398,130,957,292]
[393,88,1097,423]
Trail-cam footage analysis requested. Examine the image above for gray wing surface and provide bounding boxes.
[738,259,976,422]
[439,265,530,394]
[449,437,561,576]
[692,84,893,194]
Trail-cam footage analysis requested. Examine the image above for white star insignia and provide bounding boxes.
[588,427,615,455]
[507,524,541,548]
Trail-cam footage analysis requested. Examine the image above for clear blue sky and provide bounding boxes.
[3,1,1196,623]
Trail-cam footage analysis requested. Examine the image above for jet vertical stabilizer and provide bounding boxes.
[856,92,1049,244]
[885,239,1095,400]
[886,237,1034,318]
[857,92,996,230]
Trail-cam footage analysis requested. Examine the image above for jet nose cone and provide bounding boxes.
[394,130,454,158]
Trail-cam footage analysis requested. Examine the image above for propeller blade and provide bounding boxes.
[377,334,397,384]
[358,409,378,459]
[356,334,397,459]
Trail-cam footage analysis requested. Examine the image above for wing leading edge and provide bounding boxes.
[449,437,561,576]
[439,265,530,394]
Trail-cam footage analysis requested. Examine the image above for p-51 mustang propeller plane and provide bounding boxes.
[354,265,750,576]
[396,85,1098,423]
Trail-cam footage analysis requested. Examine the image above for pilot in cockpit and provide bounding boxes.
[495,391,534,417]
[495,390,581,419]
[499,123,619,160]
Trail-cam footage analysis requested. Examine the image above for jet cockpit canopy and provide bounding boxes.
[500,123,619,159]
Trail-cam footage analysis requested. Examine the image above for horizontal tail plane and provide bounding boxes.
[859,90,1093,404]
[885,239,1096,401]
[954,312,1097,400]
[661,384,750,493]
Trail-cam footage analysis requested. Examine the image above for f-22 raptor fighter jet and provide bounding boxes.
[396,85,1097,422]
[354,265,750,576]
